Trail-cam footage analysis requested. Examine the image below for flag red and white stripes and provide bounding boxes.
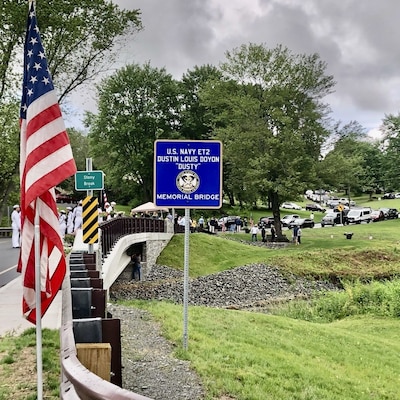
[103,190,108,210]
[17,3,77,324]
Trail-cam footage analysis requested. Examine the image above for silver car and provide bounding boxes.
[281,214,300,227]
[321,212,341,227]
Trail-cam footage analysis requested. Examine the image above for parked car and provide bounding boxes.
[218,215,241,230]
[395,193,400,199]
[326,197,339,207]
[382,193,395,199]
[388,208,399,219]
[321,211,348,227]
[346,208,372,224]
[387,208,398,219]
[281,214,300,227]
[281,202,302,210]
[305,203,326,212]
[371,210,385,222]
[379,208,398,219]
[379,208,389,218]
[288,218,315,229]
[327,200,340,208]
[56,193,76,203]
[258,216,274,228]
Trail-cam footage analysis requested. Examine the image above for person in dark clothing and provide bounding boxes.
[293,225,299,245]
[270,225,276,242]
[261,226,266,242]
[131,253,142,281]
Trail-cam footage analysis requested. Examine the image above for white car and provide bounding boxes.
[281,202,302,210]
[281,214,300,227]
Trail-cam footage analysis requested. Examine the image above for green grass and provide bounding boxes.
[157,233,271,277]
[3,199,400,399]
[120,300,400,400]
[158,218,400,279]
[271,279,400,322]
[138,216,400,399]
[0,328,60,399]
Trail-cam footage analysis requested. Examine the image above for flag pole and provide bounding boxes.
[30,2,43,397]
[34,205,43,400]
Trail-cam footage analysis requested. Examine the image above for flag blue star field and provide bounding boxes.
[18,2,77,324]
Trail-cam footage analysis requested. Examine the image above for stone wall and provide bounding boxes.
[143,238,171,280]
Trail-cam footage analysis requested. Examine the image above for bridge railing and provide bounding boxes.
[100,217,165,256]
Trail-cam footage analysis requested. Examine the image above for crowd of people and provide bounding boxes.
[12,200,298,247]
[57,199,121,242]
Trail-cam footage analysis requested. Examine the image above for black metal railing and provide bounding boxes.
[100,217,165,256]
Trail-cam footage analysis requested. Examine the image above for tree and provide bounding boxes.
[58,128,91,196]
[320,122,383,200]
[86,63,181,204]
[0,0,142,218]
[200,43,335,237]
[0,102,20,221]
[380,113,400,191]
[179,65,223,140]
[0,0,142,103]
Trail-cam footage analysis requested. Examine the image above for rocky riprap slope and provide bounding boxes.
[110,263,339,310]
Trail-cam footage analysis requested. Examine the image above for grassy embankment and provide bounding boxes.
[120,215,400,400]
[3,196,400,399]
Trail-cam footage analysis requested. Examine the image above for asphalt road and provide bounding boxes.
[0,238,20,288]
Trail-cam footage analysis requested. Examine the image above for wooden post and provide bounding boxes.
[76,343,112,381]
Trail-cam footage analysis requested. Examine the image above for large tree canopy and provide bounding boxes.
[0,102,20,213]
[0,0,142,103]
[179,65,223,140]
[380,113,400,191]
[200,43,335,236]
[0,0,142,218]
[86,63,181,204]
[320,122,383,199]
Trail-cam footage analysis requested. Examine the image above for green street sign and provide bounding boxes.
[75,171,104,191]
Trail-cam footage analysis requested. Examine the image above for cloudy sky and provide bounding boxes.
[70,0,400,138]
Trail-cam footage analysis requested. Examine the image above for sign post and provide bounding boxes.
[154,140,222,209]
[75,165,104,253]
[154,140,222,350]
[337,204,344,225]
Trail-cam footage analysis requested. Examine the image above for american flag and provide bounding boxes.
[17,3,77,324]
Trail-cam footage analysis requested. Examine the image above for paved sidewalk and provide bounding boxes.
[0,274,62,337]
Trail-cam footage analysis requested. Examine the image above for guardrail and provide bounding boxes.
[60,251,153,399]
[61,216,169,399]
[0,227,12,238]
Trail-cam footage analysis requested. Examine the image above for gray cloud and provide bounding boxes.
[71,0,400,134]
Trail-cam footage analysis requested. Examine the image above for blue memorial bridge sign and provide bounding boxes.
[154,140,223,209]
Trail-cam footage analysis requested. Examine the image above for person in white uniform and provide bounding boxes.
[11,204,21,248]
[72,200,83,232]
[66,206,74,234]
[104,202,113,220]
[58,209,67,240]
